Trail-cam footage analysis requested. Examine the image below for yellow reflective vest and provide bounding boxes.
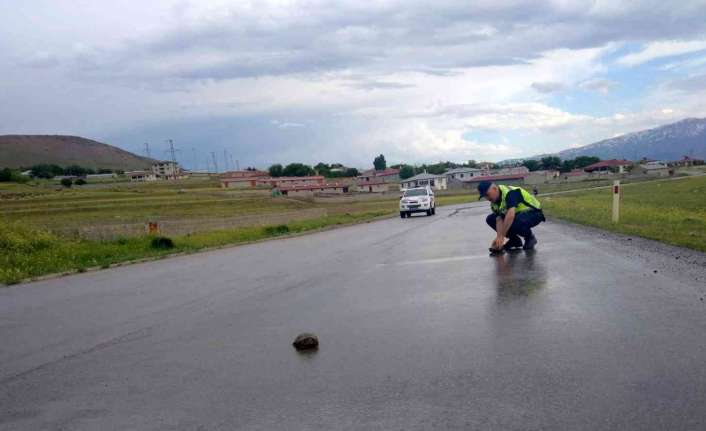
[491,185,542,215]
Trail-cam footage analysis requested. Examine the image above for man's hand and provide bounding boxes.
[491,236,504,250]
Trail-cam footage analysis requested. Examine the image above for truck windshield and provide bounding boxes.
[404,189,428,197]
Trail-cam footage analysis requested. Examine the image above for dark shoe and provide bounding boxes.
[503,237,523,251]
[523,235,537,250]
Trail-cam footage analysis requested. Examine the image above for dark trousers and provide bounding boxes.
[486,210,544,239]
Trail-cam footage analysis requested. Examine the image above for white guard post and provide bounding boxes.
[612,180,620,223]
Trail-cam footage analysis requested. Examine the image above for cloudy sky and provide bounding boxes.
[2,1,706,169]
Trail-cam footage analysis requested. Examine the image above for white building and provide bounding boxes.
[445,167,483,181]
[401,172,448,190]
[126,170,157,182]
[152,161,183,179]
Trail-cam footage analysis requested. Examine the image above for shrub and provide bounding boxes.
[0,222,57,253]
[60,178,73,188]
[0,168,29,183]
[75,178,87,185]
[264,224,290,236]
[150,236,174,250]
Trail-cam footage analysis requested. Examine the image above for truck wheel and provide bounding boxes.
[431,206,436,215]
[426,209,432,216]
[400,212,405,219]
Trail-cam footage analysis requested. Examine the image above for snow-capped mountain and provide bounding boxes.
[556,118,706,161]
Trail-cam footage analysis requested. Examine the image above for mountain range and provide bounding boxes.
[0,135,155,170]
[553,118,706,161]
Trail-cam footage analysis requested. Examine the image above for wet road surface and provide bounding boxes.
[1,203,706,430]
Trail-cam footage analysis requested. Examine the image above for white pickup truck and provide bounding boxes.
[399,187,436,218]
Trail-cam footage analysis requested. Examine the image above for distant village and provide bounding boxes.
[5,154,702,196]
[119,154,704,198]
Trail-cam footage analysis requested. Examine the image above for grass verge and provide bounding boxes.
[542,175,706,252]
[0,211,388,285]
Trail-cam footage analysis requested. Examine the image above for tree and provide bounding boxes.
[60,178,73,188]
[373,154,386,171]
[573,156,600,169]
[466,160,478,168]
[30,164,63,179]
[64,165,90,176]
[75,178,87,185]
[522,159,541,171]
[268,164,283,177]
[344,167,359,177]
[560,160,574,172]
[540,156,561,170]
[314,162,331,176]
[399,165,415,180]
[282,163,314,177]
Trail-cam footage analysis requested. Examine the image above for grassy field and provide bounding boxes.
[2,174,703,284]
[542,175,706,252]
[0,178,480,283]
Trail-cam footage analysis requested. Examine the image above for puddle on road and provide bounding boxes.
[492,251,548,303]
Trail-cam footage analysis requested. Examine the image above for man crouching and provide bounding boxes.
[477,180,545,252]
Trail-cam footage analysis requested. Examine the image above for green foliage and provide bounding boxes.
[327,167,359,178]
[60,178,73,188]
[150,236,174,249]
[64,165,95,176]
[268,164,283,177]
[543,176,706,252]
[74,178,87,186]
[263,224,290,235]
[282,163,315,177]
[559,156,600,172]
[0,168,29,183]
[97,168,114,174]
[399,165,415,179]
[540,156,562,170]
[314,162,331,176]
[522,160,541,171]
[30,164,64,179]
[373,154,387,171]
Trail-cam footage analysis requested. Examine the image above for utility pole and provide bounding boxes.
[191,147,198,171]
[167,139,177,163]
[236,159,240,171]
[144,142,151,158]
[223,149,229,172]
[230,154,236,171]
[211,152,219,173]
[163,139,181,179]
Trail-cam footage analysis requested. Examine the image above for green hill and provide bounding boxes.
[0,135,154,170]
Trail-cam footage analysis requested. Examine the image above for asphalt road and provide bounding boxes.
[2,203,706,430]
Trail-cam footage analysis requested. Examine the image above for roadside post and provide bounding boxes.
[612,180,620,223]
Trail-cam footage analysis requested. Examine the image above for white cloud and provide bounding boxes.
[617,40,706,66]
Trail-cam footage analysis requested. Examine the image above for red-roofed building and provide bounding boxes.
[221,176,260,188]
[356,168,400,184]
[222,170,268,178]
[256,176,326,188]
[583,159,632,174]
[355,179,398,193]
[279,183,349,197]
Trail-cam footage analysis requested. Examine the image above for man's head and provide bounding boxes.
[478,181,500,202]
